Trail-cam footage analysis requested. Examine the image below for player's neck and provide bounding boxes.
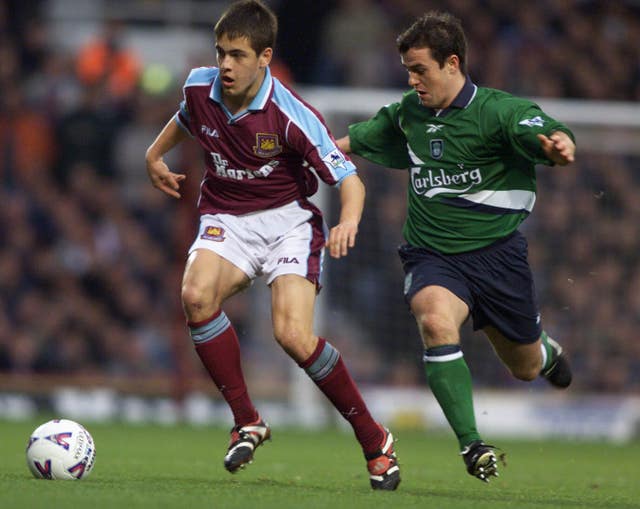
[441,74,466,110]
[223,70,266,115]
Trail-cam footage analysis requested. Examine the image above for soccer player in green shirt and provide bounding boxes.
[336,11,576,482]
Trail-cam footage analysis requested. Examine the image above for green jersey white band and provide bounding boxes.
[349,78,575,253]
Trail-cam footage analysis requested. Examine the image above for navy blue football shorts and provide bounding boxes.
[398,231,542,344]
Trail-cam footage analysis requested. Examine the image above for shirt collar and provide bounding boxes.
[210,66,273,118]
[430,75,477,117]
[450,75,477,109]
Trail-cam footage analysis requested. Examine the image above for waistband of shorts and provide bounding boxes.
[408,230,521,258]
[462,229,521,256]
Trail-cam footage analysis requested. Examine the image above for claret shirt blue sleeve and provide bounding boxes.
[174,67,357,215]
[174,67,218,137]
[175,100,192,136]
[271,79,357,186]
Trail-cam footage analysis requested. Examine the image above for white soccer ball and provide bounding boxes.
[26,419,96,480]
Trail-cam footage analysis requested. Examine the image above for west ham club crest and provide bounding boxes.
[253,133,282,158]
[200,225,225,242]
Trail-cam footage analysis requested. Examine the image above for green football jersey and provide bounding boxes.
[349,80,575,253]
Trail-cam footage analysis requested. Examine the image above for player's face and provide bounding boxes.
[215,34,272,110]
[401,47,460,109]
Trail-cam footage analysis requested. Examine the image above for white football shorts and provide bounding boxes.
[189,200,327,286]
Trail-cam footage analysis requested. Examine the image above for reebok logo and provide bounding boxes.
[426,123,444,133]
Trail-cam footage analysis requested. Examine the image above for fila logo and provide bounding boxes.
[201,125,219,137]
[277,257,299,264]
[426,124,444,133]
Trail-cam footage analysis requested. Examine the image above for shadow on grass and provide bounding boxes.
[7,471,636,509]
[229,477,638,509]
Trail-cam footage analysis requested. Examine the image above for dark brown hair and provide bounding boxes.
[214,0,278,55]
[396,11,467,73]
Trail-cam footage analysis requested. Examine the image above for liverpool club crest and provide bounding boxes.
[430,139,444,160]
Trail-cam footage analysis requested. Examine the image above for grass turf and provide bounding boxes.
[1,418,639,509]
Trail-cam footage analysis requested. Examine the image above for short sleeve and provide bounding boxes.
[348,102,412,169]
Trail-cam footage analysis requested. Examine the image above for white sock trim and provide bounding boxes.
[540,343,548,371]
[423,351,464,363]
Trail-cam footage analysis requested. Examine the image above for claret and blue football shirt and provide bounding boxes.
[175,66,356,215]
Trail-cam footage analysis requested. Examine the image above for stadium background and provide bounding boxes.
[2,0,640,438]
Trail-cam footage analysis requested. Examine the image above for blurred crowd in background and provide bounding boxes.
[1,0,640,395]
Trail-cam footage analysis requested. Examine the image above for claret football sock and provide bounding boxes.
[189,309,259,426]
[424,344,481,449]
[300,337,383,455]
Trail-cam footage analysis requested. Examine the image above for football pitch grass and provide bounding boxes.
[1,418,639,509]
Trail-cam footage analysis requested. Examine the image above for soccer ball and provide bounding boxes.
[26,419,96,480]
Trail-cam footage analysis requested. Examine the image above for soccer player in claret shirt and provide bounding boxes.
[337,11,575,482]
[144,0,399,490]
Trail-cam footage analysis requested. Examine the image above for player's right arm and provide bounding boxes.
[145,118,189,199]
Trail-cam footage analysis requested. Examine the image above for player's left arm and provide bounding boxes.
[274,86,364,257]
[327,174,365,259]
[536,131,575,166]
[335,135,351,154]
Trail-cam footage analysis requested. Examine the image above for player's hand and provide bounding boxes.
[146,158,186,199]
[327,220,358,259]
[537,132,575,166]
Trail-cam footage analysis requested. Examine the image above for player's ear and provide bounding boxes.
[447,54,460,74]
[258,47,273,69]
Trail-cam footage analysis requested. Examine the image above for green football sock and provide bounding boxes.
[424,345,481,450]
